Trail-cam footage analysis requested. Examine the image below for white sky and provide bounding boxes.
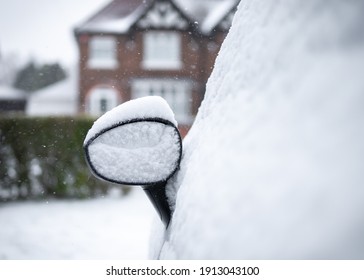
[0,0,108,67]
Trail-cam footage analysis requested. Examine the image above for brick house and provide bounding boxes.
[74,0,238,134]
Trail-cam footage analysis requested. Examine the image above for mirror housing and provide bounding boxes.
[84,118,182,185]
[83,97,182,227]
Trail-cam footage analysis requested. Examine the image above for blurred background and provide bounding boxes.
[0,0,106,66]
[0,0,146,260]
[0,0,238,259]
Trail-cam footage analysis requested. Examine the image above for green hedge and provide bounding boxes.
[0,116,116,201]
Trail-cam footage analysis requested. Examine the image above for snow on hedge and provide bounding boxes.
[154,0,364,259]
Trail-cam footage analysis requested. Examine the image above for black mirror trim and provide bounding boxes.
[83,117,183,186]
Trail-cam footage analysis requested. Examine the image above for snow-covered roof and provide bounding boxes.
[26,69,78,116]
[0,85,26,100]
[75,0,150,34]
[199,0,238,34]
[75,0,239,35]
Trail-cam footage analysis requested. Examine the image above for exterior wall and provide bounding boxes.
[77,34,126,112]
[76,29,226,131]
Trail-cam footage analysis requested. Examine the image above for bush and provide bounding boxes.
[0,116,115,201]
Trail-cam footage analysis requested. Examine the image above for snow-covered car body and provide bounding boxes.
[150,0,364,259]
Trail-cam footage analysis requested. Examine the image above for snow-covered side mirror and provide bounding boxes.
[83,97,182,227]
[84,119,181,185]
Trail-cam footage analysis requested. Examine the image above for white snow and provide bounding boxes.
[77,0,237,35]
[154,0,364,259]
[87,121,181,184]
[84,96,178,144]
[80,5,146,34]
[0,85,26,100]
[0,189,154,259]
[200,0,237,34]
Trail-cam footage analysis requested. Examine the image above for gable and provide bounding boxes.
[135,0,190,30]
[216,8,236,32]
[74,0,239,36]
[199,0,239,34]
[74,0,151,35]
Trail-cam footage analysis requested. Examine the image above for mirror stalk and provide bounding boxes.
[142,182,171,228]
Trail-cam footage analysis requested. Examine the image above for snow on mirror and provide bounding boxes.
[83,96,182,185]
[83,97,182,227]
[85,120,181,185]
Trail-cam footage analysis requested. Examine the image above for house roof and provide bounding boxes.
[0,84,26,100]
[174,0,238,33]
[74,0,239,35]
[75,0,150,34]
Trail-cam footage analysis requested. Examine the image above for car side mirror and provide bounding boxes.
[83,96,182,227]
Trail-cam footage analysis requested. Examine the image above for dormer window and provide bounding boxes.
[88,36,118,69]
[142,31,181,70]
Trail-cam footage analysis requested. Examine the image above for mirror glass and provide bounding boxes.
[85,120,181,185]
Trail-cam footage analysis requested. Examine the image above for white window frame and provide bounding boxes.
[87,36,118,69]
[132,79,192,124]
[87,86,119,116]
[142,31,182,70]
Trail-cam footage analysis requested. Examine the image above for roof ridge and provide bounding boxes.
[74,0,239,35]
